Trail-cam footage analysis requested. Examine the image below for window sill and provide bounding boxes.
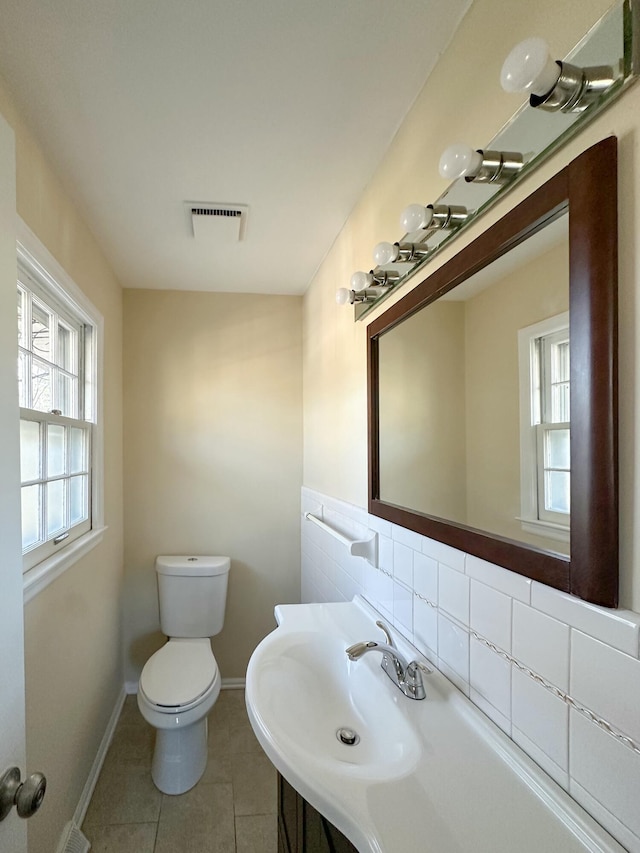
[23,526,107,604]
[517,517,570,544]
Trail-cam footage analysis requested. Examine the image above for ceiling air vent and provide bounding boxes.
[185,202,249,242]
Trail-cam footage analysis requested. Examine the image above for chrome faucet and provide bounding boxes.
[345,620,430,700]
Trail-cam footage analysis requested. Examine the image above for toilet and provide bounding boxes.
[137,555,231,795]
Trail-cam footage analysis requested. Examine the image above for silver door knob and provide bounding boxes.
[0,767,47,821]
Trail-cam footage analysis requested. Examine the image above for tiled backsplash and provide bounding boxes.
[301,487,640,852]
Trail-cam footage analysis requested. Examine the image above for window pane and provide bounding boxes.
[20,420,41,482]
[31,359,52,412]
[21,484,42,549]
[57,323,75,371]
[545,470,570,514]
[46,479,66,536]
[31,302,51,360]
[552,340,570,383]
[69,475,88,525]
[17,287,25,345]
[18,350,28,408]
[84,327,94,421]
[546,428,570,470]
[47,424,66,477]
[551,382,570,422]
[57,372,77,418]
[69,428,86,473]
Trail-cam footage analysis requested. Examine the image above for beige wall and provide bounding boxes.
[465,239,569,549]
[123,290,302,682]
[0,77,124,851]
[302,0,640,611]
[379,302,467,518]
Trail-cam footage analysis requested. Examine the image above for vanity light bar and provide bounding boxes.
[341,1,636,318]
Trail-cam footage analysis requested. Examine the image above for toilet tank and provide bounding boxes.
[155,555,231,638]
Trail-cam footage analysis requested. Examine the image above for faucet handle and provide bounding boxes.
[375,620,396,647]
[404,660,431,700]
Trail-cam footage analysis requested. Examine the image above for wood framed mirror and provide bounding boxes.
[368,137,618,607]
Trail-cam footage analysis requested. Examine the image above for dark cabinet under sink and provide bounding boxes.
[278,772,359,853]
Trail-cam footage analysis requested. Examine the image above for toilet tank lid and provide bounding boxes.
[155,555,231,577]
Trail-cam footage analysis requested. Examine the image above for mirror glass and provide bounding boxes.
[368,138,618,607]
[378,216,569,555]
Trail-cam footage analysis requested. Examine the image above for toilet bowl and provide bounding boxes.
[137,638,222,794]
[137,555,230,795]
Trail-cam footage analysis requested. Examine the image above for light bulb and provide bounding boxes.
[439,144,484,181]
[335,288,352,306]
[373,242,399,266]
[500,37,561,97]
[350,270,373,290]
[400,204,434,232]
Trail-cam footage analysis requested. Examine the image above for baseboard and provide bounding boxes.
[222,677,246,690]
[73,684,126,827]
[59,676,244,848]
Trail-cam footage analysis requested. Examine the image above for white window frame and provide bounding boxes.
[19,408,93,567]
[517,312,570,544]
[17,219,106,602]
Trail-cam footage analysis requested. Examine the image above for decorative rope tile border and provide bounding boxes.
[467,628,640,756]
[408,588,640,756]
[414,590,438,608]
[359,566,639,756]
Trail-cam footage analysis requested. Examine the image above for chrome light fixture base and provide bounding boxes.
[465,150,525,183]
[430,204,470,229]
[338,269,400,306]
[372,269,401,286]
[531,62,617,112]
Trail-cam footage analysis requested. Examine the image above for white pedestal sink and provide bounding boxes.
[246,597,623,853]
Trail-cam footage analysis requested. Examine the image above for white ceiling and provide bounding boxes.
[0,0,471,295]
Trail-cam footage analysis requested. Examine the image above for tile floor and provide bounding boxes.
[83,688,277,853]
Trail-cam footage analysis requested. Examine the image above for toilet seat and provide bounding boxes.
[140,639,218,713]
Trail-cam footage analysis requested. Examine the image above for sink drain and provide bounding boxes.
[336,727,360,746]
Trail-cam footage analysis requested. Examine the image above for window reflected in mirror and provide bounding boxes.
[518,308,570,546]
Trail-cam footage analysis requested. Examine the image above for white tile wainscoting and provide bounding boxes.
[301,487,640,852]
